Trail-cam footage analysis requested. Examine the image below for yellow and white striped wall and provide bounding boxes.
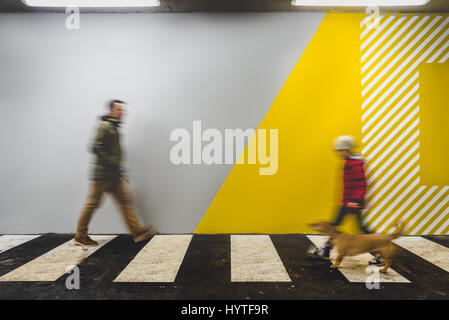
[360,13,449,235]
[195,13,449,235]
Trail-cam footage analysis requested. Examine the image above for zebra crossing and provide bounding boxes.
[0,234,449,285]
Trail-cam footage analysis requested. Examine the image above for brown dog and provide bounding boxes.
[309,221,405,273]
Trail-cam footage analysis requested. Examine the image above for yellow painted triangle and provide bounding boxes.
[195,14,365,234]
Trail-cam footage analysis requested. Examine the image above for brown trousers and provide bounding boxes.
[76,178,145,238]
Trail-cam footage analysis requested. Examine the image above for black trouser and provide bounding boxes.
[332,204,370,234]
[323,204,370,251]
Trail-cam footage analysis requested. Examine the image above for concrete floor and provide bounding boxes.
[0,234,449,300]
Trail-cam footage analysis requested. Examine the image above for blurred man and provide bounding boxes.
[74,100,156,246]
[308,136,383,265]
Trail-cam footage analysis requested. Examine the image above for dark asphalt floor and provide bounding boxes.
[0,234,448,300]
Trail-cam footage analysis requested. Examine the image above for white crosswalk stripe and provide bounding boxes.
[231,235,291,282]
[0,235,115,281]
[0,235,40,254]
[114,235,192,283]
[307,235,410,283]
[393,236,449,273]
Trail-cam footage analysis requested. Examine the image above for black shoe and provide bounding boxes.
[307,246,330,260]
[368,256,385,266]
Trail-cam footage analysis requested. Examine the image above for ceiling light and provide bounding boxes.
[22,0,160,7]
[292,0,430,6]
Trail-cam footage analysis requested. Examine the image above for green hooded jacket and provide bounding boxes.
[90,115,123,180]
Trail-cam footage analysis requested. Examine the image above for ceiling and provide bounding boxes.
[0,0,448,13]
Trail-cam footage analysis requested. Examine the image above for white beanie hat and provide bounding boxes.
[334,135,355,151]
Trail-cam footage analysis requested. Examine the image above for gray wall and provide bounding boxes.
[0,12,323,234]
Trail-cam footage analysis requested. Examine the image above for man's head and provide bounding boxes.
[333,135,355,159]
[108,99,126,120]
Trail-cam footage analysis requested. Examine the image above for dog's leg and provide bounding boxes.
[379,259,391,273]
[331,255,343,269]
[379,244,395,273]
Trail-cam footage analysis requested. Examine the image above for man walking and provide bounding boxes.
[74,100,156,246]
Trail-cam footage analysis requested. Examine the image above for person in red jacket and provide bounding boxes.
[334,135,369,234]
[308,136,383,265]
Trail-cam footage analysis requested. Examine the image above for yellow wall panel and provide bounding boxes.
[418,63,449,186]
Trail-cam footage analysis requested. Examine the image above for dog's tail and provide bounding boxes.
[391,220,407,238]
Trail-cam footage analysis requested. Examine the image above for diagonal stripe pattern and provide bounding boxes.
[360,13,449,235]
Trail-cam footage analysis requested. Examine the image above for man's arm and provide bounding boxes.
[91,122,119,170]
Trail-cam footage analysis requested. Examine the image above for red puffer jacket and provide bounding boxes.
[343,155,367,206]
